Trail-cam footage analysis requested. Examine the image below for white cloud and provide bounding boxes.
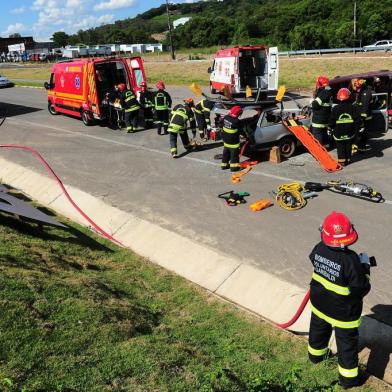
[10,7,27,14]
[2,23,26,36]
[94,0,136,11]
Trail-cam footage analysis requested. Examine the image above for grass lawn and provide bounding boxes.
[0,190,383,391]
[3,54,391,91]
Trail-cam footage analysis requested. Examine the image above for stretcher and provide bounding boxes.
[283,119,342,173]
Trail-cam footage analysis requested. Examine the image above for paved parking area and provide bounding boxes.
[0,86,391,323]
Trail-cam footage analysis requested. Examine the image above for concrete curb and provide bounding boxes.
[0,156,391,385]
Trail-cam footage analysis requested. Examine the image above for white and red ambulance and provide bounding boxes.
[208,45,279,96]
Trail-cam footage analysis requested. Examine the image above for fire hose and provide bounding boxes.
[0,144,311,329]
[0,144,122,246]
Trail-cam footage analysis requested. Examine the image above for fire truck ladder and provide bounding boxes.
[283,119,343,173]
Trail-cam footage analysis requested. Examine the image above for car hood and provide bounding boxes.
[0,76,10,82]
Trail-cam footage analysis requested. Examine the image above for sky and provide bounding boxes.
[0,0,196,42]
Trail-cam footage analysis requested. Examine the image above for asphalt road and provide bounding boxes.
[0,86,391,323]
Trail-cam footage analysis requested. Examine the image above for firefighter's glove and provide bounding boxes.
[359,252,370,265]
[327,128,332,136]
[206,124,211,131]
[359,127,365,134]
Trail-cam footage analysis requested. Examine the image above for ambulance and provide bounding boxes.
[44,57,146,125]
[208,45,279,97]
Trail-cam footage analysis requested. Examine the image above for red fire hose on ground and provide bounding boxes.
[0,143,310,329]
[0,144,122,246]
[276,289,310,329]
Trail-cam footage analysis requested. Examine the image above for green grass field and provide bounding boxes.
[3,54,392,92]
[0,190,382,392]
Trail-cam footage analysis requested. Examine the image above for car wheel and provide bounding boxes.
[48,102,58,115]
[82,110,92,126]
[210,83,216,94]
[278,136,296,158]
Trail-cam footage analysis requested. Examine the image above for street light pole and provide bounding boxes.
[165,0,176,60]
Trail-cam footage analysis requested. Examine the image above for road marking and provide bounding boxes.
[6,117,392,204]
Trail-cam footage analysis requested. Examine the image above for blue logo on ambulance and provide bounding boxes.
[75,75,81,89]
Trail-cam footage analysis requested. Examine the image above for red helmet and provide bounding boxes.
[156,80,165,89]
[320,211,358,248]
[183,97,194,106]
[117,83,126,92]
[229,105,243,118]
[316,76,329,88]
[337,88,351,101]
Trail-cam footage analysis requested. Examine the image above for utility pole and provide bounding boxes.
[353,1,357,46]
[165,0,176,60]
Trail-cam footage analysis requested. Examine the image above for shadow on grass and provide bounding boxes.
[0,212,112,253]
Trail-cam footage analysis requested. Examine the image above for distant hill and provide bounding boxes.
[62,0,392,50]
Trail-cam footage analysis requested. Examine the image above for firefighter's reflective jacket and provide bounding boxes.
[120,89,140,112]
[355,86,373,120]
[193,99,215,124]
[309,242,371,328]
[168,104,196,133]
[139,90,154,108]
[311,86,333,127]
[154,90,172,111]
[222,115,242,149]
[328,102,362,141]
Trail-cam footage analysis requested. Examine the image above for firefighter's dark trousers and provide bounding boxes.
[308,312,360,388]
[143,107,154,128]
[124,109,139,132]
[155,109,169,134]
[357,118,371,149]
[310,125,327,145]
[335,139,353,165]
[195,112,207,138]
[169,130,191,156]
[221,146,240,172]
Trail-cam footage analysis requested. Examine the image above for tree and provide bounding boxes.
[9,33,21,38]
[51,31,70,47]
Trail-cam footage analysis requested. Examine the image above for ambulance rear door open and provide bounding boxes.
[125,57,146,96]
[267,47,279,92]
[238,48,268,91]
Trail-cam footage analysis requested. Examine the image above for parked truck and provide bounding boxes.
[44,56,146,126]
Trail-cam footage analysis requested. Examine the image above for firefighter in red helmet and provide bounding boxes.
[117,83,140,133]
[310,76,333,146]
[221,106,243,172]
[167,98,196,158]
[138,81,154,129]
[351,78,373,153]
[308,211,371,389]
[328,88,362,166]
[153,80,172,135]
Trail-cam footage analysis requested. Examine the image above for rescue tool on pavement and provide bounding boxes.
[304,180,384,203]
[218,191,250,206]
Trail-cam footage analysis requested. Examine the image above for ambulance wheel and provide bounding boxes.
[210,83,216,94]
[48,102,58,115]
[82,110,92,126]
[278,137,296,158]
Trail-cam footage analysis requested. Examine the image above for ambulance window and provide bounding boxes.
[133,69,144,86]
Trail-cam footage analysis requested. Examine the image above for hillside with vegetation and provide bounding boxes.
[53,0,392,50]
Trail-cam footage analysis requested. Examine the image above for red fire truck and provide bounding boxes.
[44,57,146,125]
[208,45,279,97]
